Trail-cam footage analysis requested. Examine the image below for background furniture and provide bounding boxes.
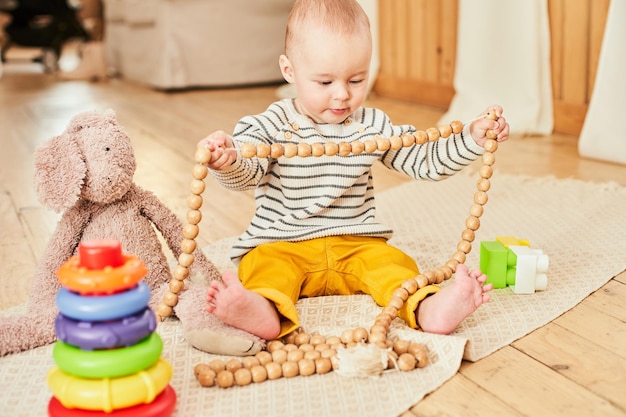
[103,0,293,89]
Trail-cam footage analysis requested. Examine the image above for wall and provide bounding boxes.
[374,0,610,135]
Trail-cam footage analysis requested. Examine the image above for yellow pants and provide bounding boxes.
[238,236,440,338]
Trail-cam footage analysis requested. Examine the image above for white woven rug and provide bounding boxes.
[1,171,625,417]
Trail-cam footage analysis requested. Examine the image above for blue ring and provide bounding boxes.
[56,282,150,321]
[55,307,157,350]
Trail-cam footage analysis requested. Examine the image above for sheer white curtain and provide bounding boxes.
[579,0,626,165]
[440,0,553,135]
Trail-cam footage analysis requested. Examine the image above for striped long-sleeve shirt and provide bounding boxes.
[211,99,484,264]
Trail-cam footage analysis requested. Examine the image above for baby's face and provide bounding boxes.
[288,26,372,124]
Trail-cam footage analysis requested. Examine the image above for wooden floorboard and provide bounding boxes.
[0,56,624,417]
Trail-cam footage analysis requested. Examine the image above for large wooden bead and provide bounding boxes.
[195,147,211,164]
[408,343,429,368]
[393,287,409,302]
[480,165,493,179]
[271,349,288,365]
[353,327,369,343]
[426,127,440,142]
[457,240,472,254]
[450,120,464,134]
[240,143,257,158]
[315,357,332,374]
[397,353,417,371]
[297,143,312,157]
[187,195,203,210]
[178,252,194,267]
[156,303,172,319]
[338,142,352,156]
[162,291,178,307]
[388,296,404,310]
[192,163,208,180]
[351,140,365,155]
[234,368,252,386]
[389,135,403,150]
[256,143,271,158]
[208,359,226,373]
[190,179,205,195]
[401,134,415,147]
[416,274,429,289]
[401,278,418,295]
[438,124,452,138]
[265,362,282,380]
[298,358,316,376]
[216,370,235,388]
[282,361,299,378]
[363,139,377,153]
[415,131,428,144]
[452,251,467,264]
[482,151,496,166]
[225,358,243,373]
[270,143,284,158]
[477,178,491,192]
[169,278,184,293]
[255,351,273,365]
[287,349,304,363]
[186,209,202,225]
[311,142,325,157]
[180,238,197,254]
[284,143,298,158]
[173,265,189,280]
[183,224,199,239]
[291,332,308,346]
[470,203,484,218]
[376,136,391,151]
[324,142,339,156]
[466,215,481,231]
[250,365,268,383]
[242,356,260,369]
[196,369,216,387]
[484,139,498,152]
[474,191,488,205]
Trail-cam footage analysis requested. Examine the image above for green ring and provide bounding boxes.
[53,333,163,378]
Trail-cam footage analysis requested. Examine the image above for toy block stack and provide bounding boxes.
[480,236,549,294]
[47,239,176,416]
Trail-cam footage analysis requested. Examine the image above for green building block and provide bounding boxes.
[480,241,517,288]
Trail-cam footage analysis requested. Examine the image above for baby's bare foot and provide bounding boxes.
[416,264,492,334]
[206,270,281,340]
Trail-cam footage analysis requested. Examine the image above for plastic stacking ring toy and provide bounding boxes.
[78,239,125,270]
[56,281,150,321]
[47,385,177,417]
[53,333,163,379]
[57,254,147,295]
[55,307,157,350]
[47,358,172,412]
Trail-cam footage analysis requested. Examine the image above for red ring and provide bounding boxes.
[48,385,176,417]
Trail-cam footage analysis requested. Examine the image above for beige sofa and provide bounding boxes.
[103,0,293,89]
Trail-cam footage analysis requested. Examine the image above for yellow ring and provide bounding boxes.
[47,358,172,412]
[57,255,148,295]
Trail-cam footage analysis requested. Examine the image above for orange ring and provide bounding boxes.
[57,255,148,295]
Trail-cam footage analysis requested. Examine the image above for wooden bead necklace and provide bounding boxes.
[156,112,499,388]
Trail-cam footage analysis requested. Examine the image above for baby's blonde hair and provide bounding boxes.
[285,0,371,57]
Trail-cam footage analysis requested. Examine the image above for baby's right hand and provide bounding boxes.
[197,130,237,170]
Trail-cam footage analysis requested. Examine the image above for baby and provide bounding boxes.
[199,0,509,342]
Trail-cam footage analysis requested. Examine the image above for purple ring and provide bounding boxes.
[55,307,157,350]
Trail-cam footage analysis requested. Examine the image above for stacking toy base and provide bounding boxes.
[48,385,176,417]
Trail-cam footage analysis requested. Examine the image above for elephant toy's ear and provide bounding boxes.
[33,133,86,213]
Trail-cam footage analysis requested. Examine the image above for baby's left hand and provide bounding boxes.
[470,105,510,147]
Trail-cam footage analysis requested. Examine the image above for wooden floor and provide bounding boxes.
[1,58,625,417]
